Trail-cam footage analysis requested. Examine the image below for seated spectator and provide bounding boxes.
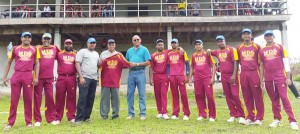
[61,0,73,17]
[102,0,113,17]
[91,0,101,17]
[167,0,178,16]
[73,1,83,17]
[177,0,187,16]
[1,9,10,18]
[270,0,280,14]
[226,0,235,15]
[191,0,202,16]
[42,2,51,17]
[254,0,262,15]
[263,2,272,15]
[237,0,244,15]
[213,0,220,16]
[243,0,252,15]
[20,0,29,18]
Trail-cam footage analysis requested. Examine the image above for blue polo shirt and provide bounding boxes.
[126,45,151,64]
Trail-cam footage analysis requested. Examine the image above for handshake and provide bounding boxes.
[129,62,140,67]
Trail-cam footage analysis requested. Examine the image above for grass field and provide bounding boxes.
[0,90,300,134]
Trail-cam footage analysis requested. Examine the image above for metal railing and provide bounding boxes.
[0,1,288,19]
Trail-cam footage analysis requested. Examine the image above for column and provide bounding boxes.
[280,22,289,53]
[167,26,172,49]
[55,0,61,17]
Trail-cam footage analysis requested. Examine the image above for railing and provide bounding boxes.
[0,1,288,19]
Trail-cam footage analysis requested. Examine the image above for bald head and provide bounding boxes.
[132,35,142,47]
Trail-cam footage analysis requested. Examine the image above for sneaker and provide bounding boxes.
[126,116,133,120]
[290,122,299,131]
[243,119,253,125]
[84,119,92,123]
[101,116,108,120]
[4,125,12,131]
[227,117,235,123]
[140,116,146,120]
[27,124,33,127]
[156,114,163,118]
[269,120,282,128]
[209,118,216,122]
[72,121,82,126]
[196,116,204,121]
[51,121,59,125]
[162,114,170,120]
[34,122,41,127]
[183,115,189,121]
[297,96,300,99]
[112,115,119,120]
[238,117,246,124]
[253,120,263,126]
[171,115,178,120]
[55,120,61,124]
[69,119,75,123]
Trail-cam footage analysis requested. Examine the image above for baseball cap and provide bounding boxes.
[156,39,163,44]
[194,39,203,45]
[42,33,52,39]
[108,39,115,44]
[21,32,32,38]
[87,37,96,44]
[242,28,252,34]
[171,38,178,43]
[264,30,274,36]
[64,39,73,44]
[216,35,225,41]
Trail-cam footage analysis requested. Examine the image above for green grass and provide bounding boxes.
[0,90,300,134]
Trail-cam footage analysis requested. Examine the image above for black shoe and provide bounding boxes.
[83,119,92,123]
[102,116,108,120]
[112,115,119,120]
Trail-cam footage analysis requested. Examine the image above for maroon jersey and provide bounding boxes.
[100,53,130,88]
[57,50,76,76]
[150,51,168,74]
[237,43,261,71]
[211,46,238,74]
[259,44,287,81]
[9,45,40,72]
[38,45,60,78]
[191,51,216,80]
[167,50,189,76]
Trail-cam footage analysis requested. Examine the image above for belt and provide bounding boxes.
[130,68,145,71]
[59,74,76,77]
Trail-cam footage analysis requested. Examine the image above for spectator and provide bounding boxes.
[263,2,272,15]
[91,0,101,17]
[213,0,221,16]
[177,0,187,16]
[167,0,178,16]
[243,0,252,15]
[42,2,51,17]
[254,0,262,15]
[61,0,73,17]
[102,0,113,17]
[20,0,29,18]
[237,0,244,15]
[226,0,235,15]
[270,0,280,14]
[191,0,202,16]
[288,65,300,99]
[73,1,83,17]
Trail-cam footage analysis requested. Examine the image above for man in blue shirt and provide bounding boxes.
[125,35,151,120]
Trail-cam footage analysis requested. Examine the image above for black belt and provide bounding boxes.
[130,68,145,71]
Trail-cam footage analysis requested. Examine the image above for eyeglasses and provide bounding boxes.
[133,39,140,42]
[89,42,96,44]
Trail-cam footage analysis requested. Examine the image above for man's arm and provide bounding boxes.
[210,63,216,85]
[230,60,238,84]
[188,63,193,86]
[33,58,40,86]
[2,58,13,86]
[149,66,154,86]
[259,62,265,89]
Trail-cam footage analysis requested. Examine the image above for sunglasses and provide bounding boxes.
[43,38,51,40]
[133,39,140,42]
[89,42,96,44]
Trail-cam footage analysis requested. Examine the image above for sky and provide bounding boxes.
[255,0,300,61]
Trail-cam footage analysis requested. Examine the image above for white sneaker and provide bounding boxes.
[269,120,282,128]
[243,119,253,125]
[69,119,75,123]
[55,120,61,124]
[126,116,133,120]
[171,115,178,120]
[27,124,33,127]
[140,116,146,120]
[238,117,246,124]
[34,122,41,127]
[209,118,216,122]
[162,114,170,120]
[253,120,263,126]
[196,116,204,121]
[227,117,235,123]
[290,122,299,131]
[51,121,59,125]
[156,114,163,118]
[183,115,189,121]
[4,125,12,131]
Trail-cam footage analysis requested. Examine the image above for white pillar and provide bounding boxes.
[54,27,61,49]
[167,26,172,49]
[55,0,61,17]
[280,22,289,54]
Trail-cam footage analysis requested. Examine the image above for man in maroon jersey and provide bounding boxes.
[259,30,298,130]
[189,39,216,122]
[3,32,40,130]
[208,35,245,124]
[237,28,264,125]
[55,39,77,123]
[34,33,60,126]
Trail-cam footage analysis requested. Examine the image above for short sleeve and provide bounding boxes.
[8,47,14,59]
[36,47,41,59]
[211,50,217,57]
[76,49,84,63]
[119,54,130,68]
[282,47,288,58]
[125,48,130,61]
[232,48,239,61]
[183,52,189,61]
[144,47,151,61]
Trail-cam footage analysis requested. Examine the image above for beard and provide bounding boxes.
[65,46,73,52]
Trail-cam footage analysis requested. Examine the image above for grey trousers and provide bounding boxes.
[100,87,120,118]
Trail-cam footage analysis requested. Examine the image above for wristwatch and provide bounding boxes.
[137,63,140,66]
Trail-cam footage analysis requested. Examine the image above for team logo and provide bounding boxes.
[218,52,227,62]
[107,60,118,69]
[41,49,54,58]
[18,51,33,61]
[63,55,75,64]
[170,55,179,64]
[155,54,166,63]
[264,49,278,60]
[195,56,206,66]
[241,50,255,61]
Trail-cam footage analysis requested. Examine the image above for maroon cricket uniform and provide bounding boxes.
[150,50,169,114]
[211,46,244,118]
[167,50,190,117]
[237,43,264,121]
[259,44,296,122]
[191,50,216,119]
[34,45,59,123]
[55,50,77,121]
[8,45,40,126]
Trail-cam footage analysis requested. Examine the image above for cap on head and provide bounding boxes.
[42,33,52,39]
[264,30,274,36]
[156,39,164,44]
[87,37,96,44]
[242,28,252,34]
[21,32,32,38]
[107,39,115,44]
[216,35,225,41]
[171,38,178,43]
[194,39,203,45]
[64,39,73,44]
